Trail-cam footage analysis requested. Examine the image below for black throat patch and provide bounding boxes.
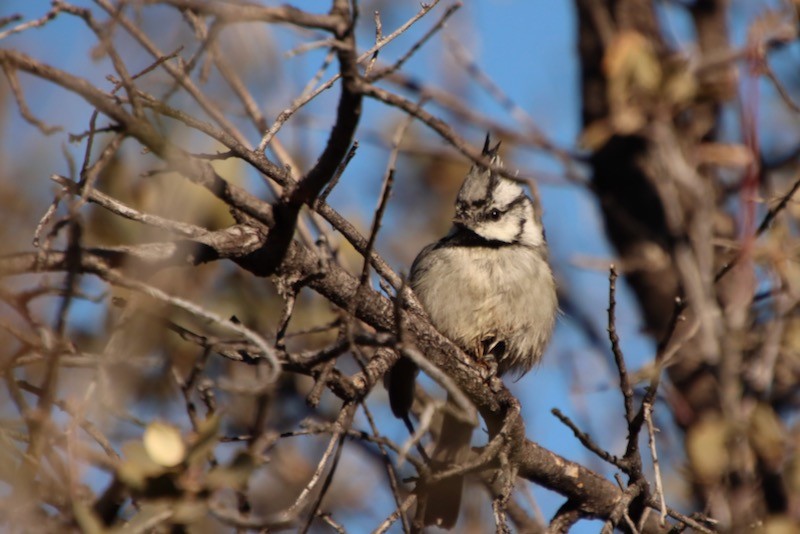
[437,225,513,249]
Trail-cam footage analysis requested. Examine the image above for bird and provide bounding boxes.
[388,134,558,529]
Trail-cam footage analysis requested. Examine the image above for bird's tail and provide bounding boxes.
[420,397,474,529]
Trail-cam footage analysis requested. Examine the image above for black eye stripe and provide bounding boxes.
[514,216,526,243]
[483,193,528,219]
[505,194,528,209]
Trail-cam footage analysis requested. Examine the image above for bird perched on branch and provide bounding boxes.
[388,134,558,529]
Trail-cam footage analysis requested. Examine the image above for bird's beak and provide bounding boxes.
[452,214,468,228]
[452,206,469,226]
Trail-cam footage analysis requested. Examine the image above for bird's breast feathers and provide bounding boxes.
[411,244,556,374]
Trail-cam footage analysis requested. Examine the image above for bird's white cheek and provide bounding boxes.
[476,220,518,242]
[521,220,544,247]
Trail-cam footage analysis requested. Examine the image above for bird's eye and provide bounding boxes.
[489,208,501,221]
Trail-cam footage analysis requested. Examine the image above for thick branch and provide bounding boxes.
[257,1,362,275]
[1,230,633,526]
[156,0,340,31]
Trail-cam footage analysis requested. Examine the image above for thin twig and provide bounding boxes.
[716,171,800,283]
[643,402,667,526]
[49,174,207,237]
[368,3,461,81]
[317,512,346,534]
[102,267,282,382]
[648,499,715,533]
[361,402,411,534]
[0,14,22,31]
[364,10,383,77]
[358,81,539,184]
[298,402,356,534]
[398,346,476,428]
[0,61,63,135]
[608,265,634,423]
[443,33,552,150]
[372,495,416,534]
[551,408,623,469]
[0,6,60,41]
[601,481,642,534]
[756,173,800,236]
[285,38,336,58]
[763,63,800,113]
[319,141,359,204]
[315,200,402,289]
[94,0,249,149]
[353,106,415,301]
[16,380,120,462]
[397,400,437,467]
[256,0,442,154]
[32,191,65,249]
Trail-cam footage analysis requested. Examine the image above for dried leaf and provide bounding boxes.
[603,32,662,136]
[759,515,800,534]
[579,120,614,151]
[781,316,800,360]
[748,404,786,469]
[144,421,186,468]
[662,62,698,108]
[695,143,754,168]
[603,32,661,93]
[612,107,647,135]
[73,501,106,534]
[118,503,174,532]
[687,416,730,483]
[787,431,800,496]
[171,500,208,524]
[186,414,221,466]
[206,451,257,490]
[118,442,167,491]
[748,10,798,48]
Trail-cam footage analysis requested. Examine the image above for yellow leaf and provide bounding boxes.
[118,442,166,490]
[604,31,662,96]
[748,404,786,468]
[143,421,186,468]
[687,416,730,483]
[172,500,208,524]
[73,500,106,534]
[663,70,697,108]
[759,516,800,534]
[186,414,221,466]
[579,120,614,151]
[695,143,754,168]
